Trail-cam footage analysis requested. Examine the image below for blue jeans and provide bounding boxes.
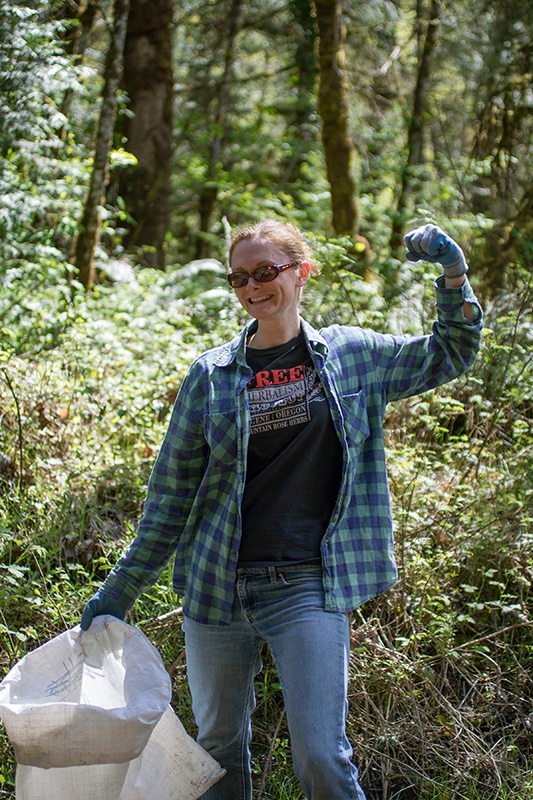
[183,565,367,800]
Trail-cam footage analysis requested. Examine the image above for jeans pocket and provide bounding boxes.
[279,567,323,586]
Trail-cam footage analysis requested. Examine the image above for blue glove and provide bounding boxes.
[81,591,127,631]
[404,224,468,278]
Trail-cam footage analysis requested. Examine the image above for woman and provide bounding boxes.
[81,220,482,800]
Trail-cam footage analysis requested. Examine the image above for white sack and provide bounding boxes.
[0,616,171,767]
[15,707,225,800]
[0,616,224,800]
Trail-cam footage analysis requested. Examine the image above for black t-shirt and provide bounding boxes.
[239,330,343,565]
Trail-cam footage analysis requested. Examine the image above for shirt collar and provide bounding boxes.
[213,317,329,368]
[300,318,328,358]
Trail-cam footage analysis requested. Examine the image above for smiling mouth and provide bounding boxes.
[249,294,273,304]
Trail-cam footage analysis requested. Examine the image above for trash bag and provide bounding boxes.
[0,616,171,767]
[0,616,224,800]
[14,708,225,800]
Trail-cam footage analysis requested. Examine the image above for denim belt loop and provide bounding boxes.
[268,565,278,583]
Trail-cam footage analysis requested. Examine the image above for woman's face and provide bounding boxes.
[229,237,308,326]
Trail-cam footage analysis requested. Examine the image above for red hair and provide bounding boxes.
[229,220,319,276]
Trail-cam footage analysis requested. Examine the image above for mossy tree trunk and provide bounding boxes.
[54,1,100,140]
[389,0,441,260]
[195,0,242,258]
[313,0,359,237]
[54,0,99,57]
[279,0,318,191]
[469,0,533,296]
[116,0,174,270]
[74,0,130,289]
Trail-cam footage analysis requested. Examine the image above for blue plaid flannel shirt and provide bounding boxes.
[101,276,482,625]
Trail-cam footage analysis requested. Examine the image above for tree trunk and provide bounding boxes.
[476,182,533,299]
[54,0,99,58]
[314,0,359,237]
[195,0,242,258]
[116,0,174,270]
[389,0,441,259]
[74,0,130,289]
[469,0,533,295]
[54,1,100,134]
[279,0,318,190]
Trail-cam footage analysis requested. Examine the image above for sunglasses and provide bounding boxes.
[227,262,297,289]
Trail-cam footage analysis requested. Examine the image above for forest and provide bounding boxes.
[0,0,532,797]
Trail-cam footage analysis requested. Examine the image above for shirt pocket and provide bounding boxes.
[339,389,370,447]
[204,409,239,465]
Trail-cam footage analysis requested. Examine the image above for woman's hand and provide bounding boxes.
[81,592,127,630]
[404,224,468,279]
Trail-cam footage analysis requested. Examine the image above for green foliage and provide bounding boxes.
[170,0,330,261]
[0,2,92,272]
[303,233,388,329]
[345,275,533,799]
[1,0,533,797]
[2,253,533,798]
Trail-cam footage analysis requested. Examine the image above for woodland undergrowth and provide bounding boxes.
[1,255,532,800]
